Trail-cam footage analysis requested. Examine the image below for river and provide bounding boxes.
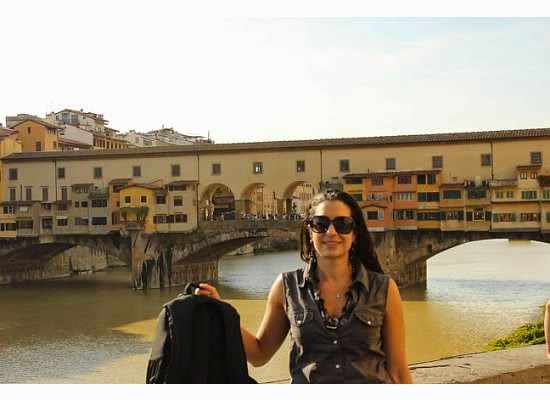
[0,239,549,383]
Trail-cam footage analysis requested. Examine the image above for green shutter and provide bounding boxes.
[458,211,464,220]
[466,212,473,221]
[485,211,491,222]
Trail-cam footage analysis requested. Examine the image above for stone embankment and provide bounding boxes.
[411,344,550,383]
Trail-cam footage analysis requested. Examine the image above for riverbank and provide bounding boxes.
[485,305,546,351]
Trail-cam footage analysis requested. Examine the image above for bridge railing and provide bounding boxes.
[199,219,302,230]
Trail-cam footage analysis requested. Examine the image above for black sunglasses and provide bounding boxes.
[308,216,355,234]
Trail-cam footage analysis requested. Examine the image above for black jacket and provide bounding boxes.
[146,290,256,384]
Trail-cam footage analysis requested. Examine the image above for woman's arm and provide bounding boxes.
[545,300,550,359]
[197,274,290,367]
[382,278,413,383]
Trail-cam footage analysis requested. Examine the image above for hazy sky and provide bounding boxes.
[2,2,550,143]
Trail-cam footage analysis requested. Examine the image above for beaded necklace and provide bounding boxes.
[308,262,358,330]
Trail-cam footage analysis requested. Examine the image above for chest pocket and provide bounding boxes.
[288,309,318,347]
[352,310,385,352]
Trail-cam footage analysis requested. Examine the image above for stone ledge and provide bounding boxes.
[411,344,550,383]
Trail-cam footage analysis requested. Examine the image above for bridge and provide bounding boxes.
[1,220,550,289]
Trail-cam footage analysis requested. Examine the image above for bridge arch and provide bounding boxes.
[199,183,236,221]
[281,180,318,217]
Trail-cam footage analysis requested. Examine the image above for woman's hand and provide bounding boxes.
[194,283,222,301]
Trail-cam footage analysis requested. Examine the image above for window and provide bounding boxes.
[75,201,80,208]
[519,171,528,180]
[443,190,461,199]
[495,191,504,199]
[171,164,181,177]
[493,213,516,222]
[25,187,32,201]
[42,217,53,229]
[133,166,141,177]
[42,187,49,202]
[530,172,538,180]
[18,220,34,229]
[396,192,414,201]
[253,162,263,174]
[81,201,88,208]
[94,167,102,179]
[174,214,188,223]
[57,218,68,226]
[35,141,42,151]
[417,174,426,184]
[531,151,542,164]
[154,215,167,224]
[9,187,16,201]
[397,175,412,185]
[386,158,396,170]
[124,196,131,204]
[418,192,440,202]
[473,208,485,221]
[432,156,443,169]
[92,217,108,226]
[296,160,305,173]
[520,213,540,222]
[481,154,492,166]
[168,184,186,191]
[61,187,68,201]
[3,205,16,214]
[367,192,385,201]
[174,197,183,207]
[75,217,89,226]
[42,203,52,211]
[521,191,537,200]
[417,212,440,221]
[444,211,463,220]
[339,159,350,173]
[9,168,17,180]
[91,199,107,208]
[427,174,436,184]
[350,193,363,201]
[58,167,65,179]
[543,189,550,199]
[212,163,221,175]
[506,191,514,199]
[156,195,166,204]
[27,126,31,134]
[394,210,415,220]
[547,212,550,223]
[371,176,383,186]
[367,211,379,220]
[57,204,68,211]
[140,195,147,203]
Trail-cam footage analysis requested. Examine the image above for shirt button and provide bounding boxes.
[333,340,338,345]
[335,364,341,369]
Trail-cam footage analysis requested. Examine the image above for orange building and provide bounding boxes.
[12,118,61,152]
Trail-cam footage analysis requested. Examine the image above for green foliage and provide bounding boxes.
[485,316,546,352]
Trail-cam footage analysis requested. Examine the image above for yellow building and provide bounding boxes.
[0,128,22,238]
[12,118,61,152]
[118,180,198,233]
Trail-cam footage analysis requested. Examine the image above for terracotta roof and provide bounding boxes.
[109,178,133,184]
[121,183,164,191]
[12,118,62,130]
[59,137,93,148]
[3,126,550,162]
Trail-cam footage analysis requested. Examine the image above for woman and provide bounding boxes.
[197,189,412,383]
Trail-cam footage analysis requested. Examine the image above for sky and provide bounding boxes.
[1,1,550,143]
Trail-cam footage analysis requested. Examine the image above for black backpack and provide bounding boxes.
[146,284,256,384]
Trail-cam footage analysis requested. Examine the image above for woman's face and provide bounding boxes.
[309,200,356,260]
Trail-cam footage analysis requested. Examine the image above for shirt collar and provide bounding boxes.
[299,259,371,294]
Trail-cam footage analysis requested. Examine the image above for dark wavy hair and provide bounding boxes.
[299,189,384,274]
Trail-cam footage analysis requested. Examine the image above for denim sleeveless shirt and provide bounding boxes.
[282,264,391,384]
